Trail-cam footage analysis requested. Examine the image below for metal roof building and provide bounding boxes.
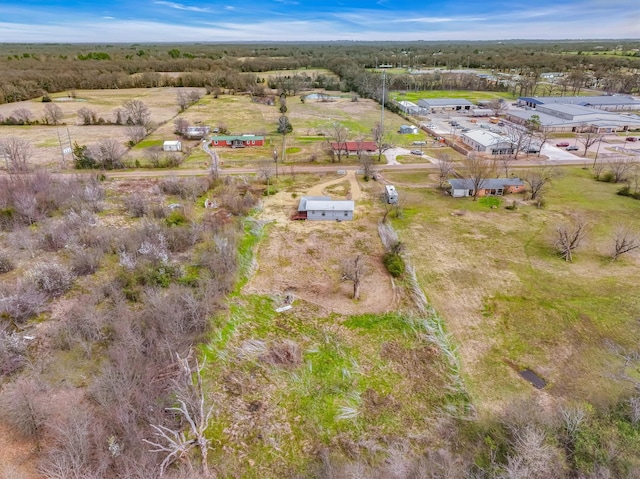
[297,196,355,221]
[518,95,640,111]
[417,98,475,111]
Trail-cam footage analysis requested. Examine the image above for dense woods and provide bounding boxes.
[1,40,639,104]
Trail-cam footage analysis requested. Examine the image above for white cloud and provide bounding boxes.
[154,1,212,13]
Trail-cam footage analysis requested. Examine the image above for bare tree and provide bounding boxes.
[576,125,603,157]
[437,153,455,188]
[554,217,587,262]
[126,125,147,145]
[371,122,395,162]
[0,136,32,172]
[359,153,375,180]
[88,139,127,170]
[607,157,632,183]
[0,375,50,444]
[12,107,33,124]
[523,164,555,200]
[499,156,515,178]
[258,161,275,185]
[341,255,366,300]
[122,99,151,126]
[174,118,190,136]
[486,99,507,116]
[465,154,490,201]
[503,123,532,160]
[144,352,213,476]
[325,121,349,163]
[611,226,640,261]
[77,107,97,125]
[44,103,64,125]
[176,90,190,112]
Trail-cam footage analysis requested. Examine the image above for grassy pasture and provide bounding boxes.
[394,90,516,103]
[385,167,640,412]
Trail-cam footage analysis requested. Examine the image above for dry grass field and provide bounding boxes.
[1,86,434,170]
[0,87,203,167]
[384,167,640,415]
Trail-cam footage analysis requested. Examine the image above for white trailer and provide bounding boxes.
[385,185,398,204]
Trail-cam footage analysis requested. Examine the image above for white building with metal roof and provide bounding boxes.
[297,196,355,221]
[460,129,514,155]
[517,95,640,111]
[417,98,475,111]
[507,104,640,133]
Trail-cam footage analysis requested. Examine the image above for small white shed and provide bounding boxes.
[297,196,354,221]
[399,125,419,134]
[385,185,398,204]
[163,140,182,152]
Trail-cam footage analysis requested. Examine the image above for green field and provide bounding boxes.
[386,167,640,410]
[394,90,516,103]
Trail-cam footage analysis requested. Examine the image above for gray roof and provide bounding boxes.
[519,95,640,107]
[508,109,640,128]
[538,103,602,117]
[305,200,355,212]
[449,178,525,190]
[462,129,512,147]
[298,196,330,212]
[417,98,475,107]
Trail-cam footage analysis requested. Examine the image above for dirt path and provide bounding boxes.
[306,169,362,200]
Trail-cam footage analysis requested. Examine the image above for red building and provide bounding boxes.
[210,135,265,148]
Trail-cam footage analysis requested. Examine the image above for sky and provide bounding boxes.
[0,0,638,43]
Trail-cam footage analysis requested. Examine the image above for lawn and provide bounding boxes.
[394,90,516,103]
[389,167,640,411]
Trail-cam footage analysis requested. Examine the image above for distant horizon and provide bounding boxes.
[1,39,640,45]
[1,0,638,43]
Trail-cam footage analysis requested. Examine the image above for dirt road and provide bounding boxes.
[306,169,362,200]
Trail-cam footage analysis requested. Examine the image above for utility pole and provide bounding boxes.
[273,148,278,179]
[380,71,386,135]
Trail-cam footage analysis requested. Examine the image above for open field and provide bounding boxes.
[384,167,640,414]
[0,87,203,167]
[395,90,516,103]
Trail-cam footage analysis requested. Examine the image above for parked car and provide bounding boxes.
[498,122,505,126]
[566,146,579,151]
[412,141,426,146]
[410,149,423,155]
[626,137,638,142]
[556,141,570,147]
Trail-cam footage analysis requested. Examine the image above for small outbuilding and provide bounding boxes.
[296,196,355,221]
[385,185,398,204]
[163,140,182,152]
[399,125,419,135]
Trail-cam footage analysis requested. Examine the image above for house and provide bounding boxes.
[163,140,182,152]
[399,125,419,135]
[417,98,475,112]
[448,178,526,198]
[460,129,514,155]
[296,196,354,221]
[330,141,378,156]
[385,185,398,204]
[210,135,265,148]
[185,126,210,140]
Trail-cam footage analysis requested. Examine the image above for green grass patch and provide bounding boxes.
[394,90,515,103]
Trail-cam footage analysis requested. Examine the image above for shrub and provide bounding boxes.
[28,262,75,297]
[124,193,148,218]
[505,200,518,210]
[70,248,103,276]
[0,328,27,376]
[0,252,14,274]
[383,252,405,278]
[617,186,640,200]
[0,283,48,323]
[166,209,188,227]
